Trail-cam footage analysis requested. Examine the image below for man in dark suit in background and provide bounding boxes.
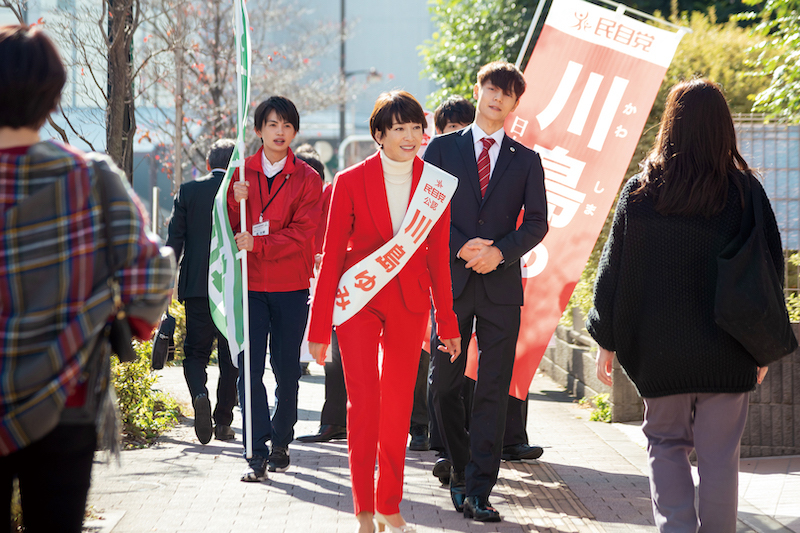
[167,139,238,445]
[424,61,548,522]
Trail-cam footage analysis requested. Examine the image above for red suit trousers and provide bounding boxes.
[335,279,428,516]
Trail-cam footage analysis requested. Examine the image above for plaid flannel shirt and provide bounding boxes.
[0,140,175,456]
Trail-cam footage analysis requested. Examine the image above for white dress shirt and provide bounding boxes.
[261,151,287,177]
[471,123,505,177]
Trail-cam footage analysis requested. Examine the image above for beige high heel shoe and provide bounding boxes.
[374,512,416,533]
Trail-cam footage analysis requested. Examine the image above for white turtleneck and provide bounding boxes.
[380,150,414,235]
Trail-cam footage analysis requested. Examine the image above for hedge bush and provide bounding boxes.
[111,340,181,448]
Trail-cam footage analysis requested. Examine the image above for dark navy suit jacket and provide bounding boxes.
[423,126,548,305]
[166,170,225,302]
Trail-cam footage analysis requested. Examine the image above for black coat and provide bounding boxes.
[586,175,783,397]
[166,170,225,301]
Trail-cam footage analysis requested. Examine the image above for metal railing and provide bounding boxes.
[735,113,800,293]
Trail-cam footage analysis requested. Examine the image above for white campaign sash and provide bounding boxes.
[332,162,458,326]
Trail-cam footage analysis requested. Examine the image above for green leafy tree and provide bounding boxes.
[419,0,536,109]
[418,0,759,112]
[629,0,750,21]
[634,9,774,181]
[740,0,800,122]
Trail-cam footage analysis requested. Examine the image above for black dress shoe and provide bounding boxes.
[432,457,452,485]
[463,495,501,522]
[449,470,466,513]
[501,443,544,461]
[408,425,430,451]
[214,424,236,441]
[296,424,347,443]
[193,394,212,445]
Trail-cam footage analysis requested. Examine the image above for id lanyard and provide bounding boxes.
[257,171,288,223]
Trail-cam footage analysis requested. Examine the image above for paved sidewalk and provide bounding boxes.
[85,364,799,532]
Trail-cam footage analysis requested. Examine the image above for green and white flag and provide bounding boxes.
[208,157,245,361]
[209,0,251,365]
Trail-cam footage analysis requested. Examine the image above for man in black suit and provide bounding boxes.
[424,61,548,522]
[167,139,239,445]
[427,96,545,483]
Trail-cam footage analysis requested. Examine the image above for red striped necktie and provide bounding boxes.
[478,137,495,198]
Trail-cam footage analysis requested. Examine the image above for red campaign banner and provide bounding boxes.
[465,0,684,399]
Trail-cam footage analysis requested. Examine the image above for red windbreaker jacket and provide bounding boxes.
[227,146,323,292]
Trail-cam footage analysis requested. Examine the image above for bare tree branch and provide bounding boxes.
[47,115,69,143]
[59,106,97,151]
[0,0,24,23]
[99,0,111,49]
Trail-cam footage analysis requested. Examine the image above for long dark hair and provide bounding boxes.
[634,79,750,217]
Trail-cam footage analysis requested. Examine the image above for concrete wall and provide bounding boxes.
[539,325,643,423]
[740,324,800,457]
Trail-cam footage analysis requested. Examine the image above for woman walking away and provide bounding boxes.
[0,24,174,533]
[309,91,461,533]
[587,78,779,533]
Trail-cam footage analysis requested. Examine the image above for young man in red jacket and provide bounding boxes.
[228,96,323,481]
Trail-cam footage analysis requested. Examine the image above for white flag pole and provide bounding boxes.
[238,159,252,460]
[233,0,253,460]
[515,0,549,69]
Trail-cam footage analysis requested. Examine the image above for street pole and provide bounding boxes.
[174,5,184,188]
[338,0,346,145]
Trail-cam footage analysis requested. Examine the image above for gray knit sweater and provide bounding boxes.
[586,173,783,398]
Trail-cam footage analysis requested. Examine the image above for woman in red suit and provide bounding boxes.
[308,91,461,533]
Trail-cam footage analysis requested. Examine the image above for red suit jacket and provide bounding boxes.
[308,151,459,344]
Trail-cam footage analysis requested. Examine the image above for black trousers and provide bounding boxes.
[183,297,238,426]
[428,375,527,452]
[240,290,308,454]
[428,307,471,449]
[320,330,347,427]
[428,370,472,452]
[504,395,528,446]
[0,424,96,533]
[428,308,527,454]
[410,348,431,430]
[431,274,520,498]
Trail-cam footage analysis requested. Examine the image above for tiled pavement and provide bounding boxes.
[85,364,800,532]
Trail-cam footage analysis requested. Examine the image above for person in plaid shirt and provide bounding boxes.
[0,25,174,532]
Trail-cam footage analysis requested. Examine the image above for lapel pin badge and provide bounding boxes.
[510,146,516,152]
